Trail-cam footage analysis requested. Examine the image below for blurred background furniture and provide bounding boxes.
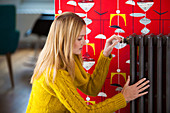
[24,13,54,65]
[0,4,20,88]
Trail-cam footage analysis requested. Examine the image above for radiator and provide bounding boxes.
[123,34,170,113]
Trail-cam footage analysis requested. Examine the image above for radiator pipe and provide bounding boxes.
[166,34,170,113]
[148,34,154,113]
[157,34,163,113]
[129,33,137,113]
[139,35,145,113]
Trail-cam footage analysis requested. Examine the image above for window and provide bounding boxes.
[23,0,53,2]
[18,0,54,14]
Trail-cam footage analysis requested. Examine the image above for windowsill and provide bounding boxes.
[17,2,55,14]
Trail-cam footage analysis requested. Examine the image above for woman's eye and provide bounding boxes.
[78,38,82,41]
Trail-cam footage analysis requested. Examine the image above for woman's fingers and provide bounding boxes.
[110,37,122,48]
[122,77,150,102]
[117,36,122,42]
[138,91,148,97]
[110,40,119,48]
[134,78,146,87]
[137,80,150,89]
[138,85,150,93]
[107,35,121,43]
[107,34,117,42]
[124,76,130,86]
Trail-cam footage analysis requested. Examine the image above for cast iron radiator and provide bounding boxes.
[123,34,170,113]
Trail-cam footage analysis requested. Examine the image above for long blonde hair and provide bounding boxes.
[31,12,86,84]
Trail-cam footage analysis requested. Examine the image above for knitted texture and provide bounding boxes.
[26,51,127,113]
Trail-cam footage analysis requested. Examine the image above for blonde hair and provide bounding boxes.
[31,12,86,84]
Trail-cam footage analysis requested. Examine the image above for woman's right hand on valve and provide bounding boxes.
[103,34,121,57]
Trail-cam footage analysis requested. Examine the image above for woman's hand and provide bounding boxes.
[103,34,122,57]
[121,76,150,102]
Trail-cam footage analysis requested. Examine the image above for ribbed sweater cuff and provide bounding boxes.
[93,50,112,72]
[100,50,113,60]
[112,93,127,110]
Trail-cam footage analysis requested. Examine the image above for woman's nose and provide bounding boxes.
[83,39,86,45]
[81,38,86,45]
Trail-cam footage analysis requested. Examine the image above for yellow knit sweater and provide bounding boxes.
[26,51,127,113]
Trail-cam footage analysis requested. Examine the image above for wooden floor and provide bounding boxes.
[0,49,38,113]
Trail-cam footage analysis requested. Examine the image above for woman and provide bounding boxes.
[26,12,150,113]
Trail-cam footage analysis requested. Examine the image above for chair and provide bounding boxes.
[0,5,20,88]
[24,13,54,61]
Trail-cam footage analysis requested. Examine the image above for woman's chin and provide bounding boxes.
[74,51,81,55]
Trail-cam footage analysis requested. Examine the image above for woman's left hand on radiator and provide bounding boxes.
[121,76,150,102]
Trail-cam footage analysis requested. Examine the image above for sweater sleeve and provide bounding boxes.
[49,70,127,113]
[74,50,113,96]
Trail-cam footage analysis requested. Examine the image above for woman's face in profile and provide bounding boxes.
[73,25,86,55]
